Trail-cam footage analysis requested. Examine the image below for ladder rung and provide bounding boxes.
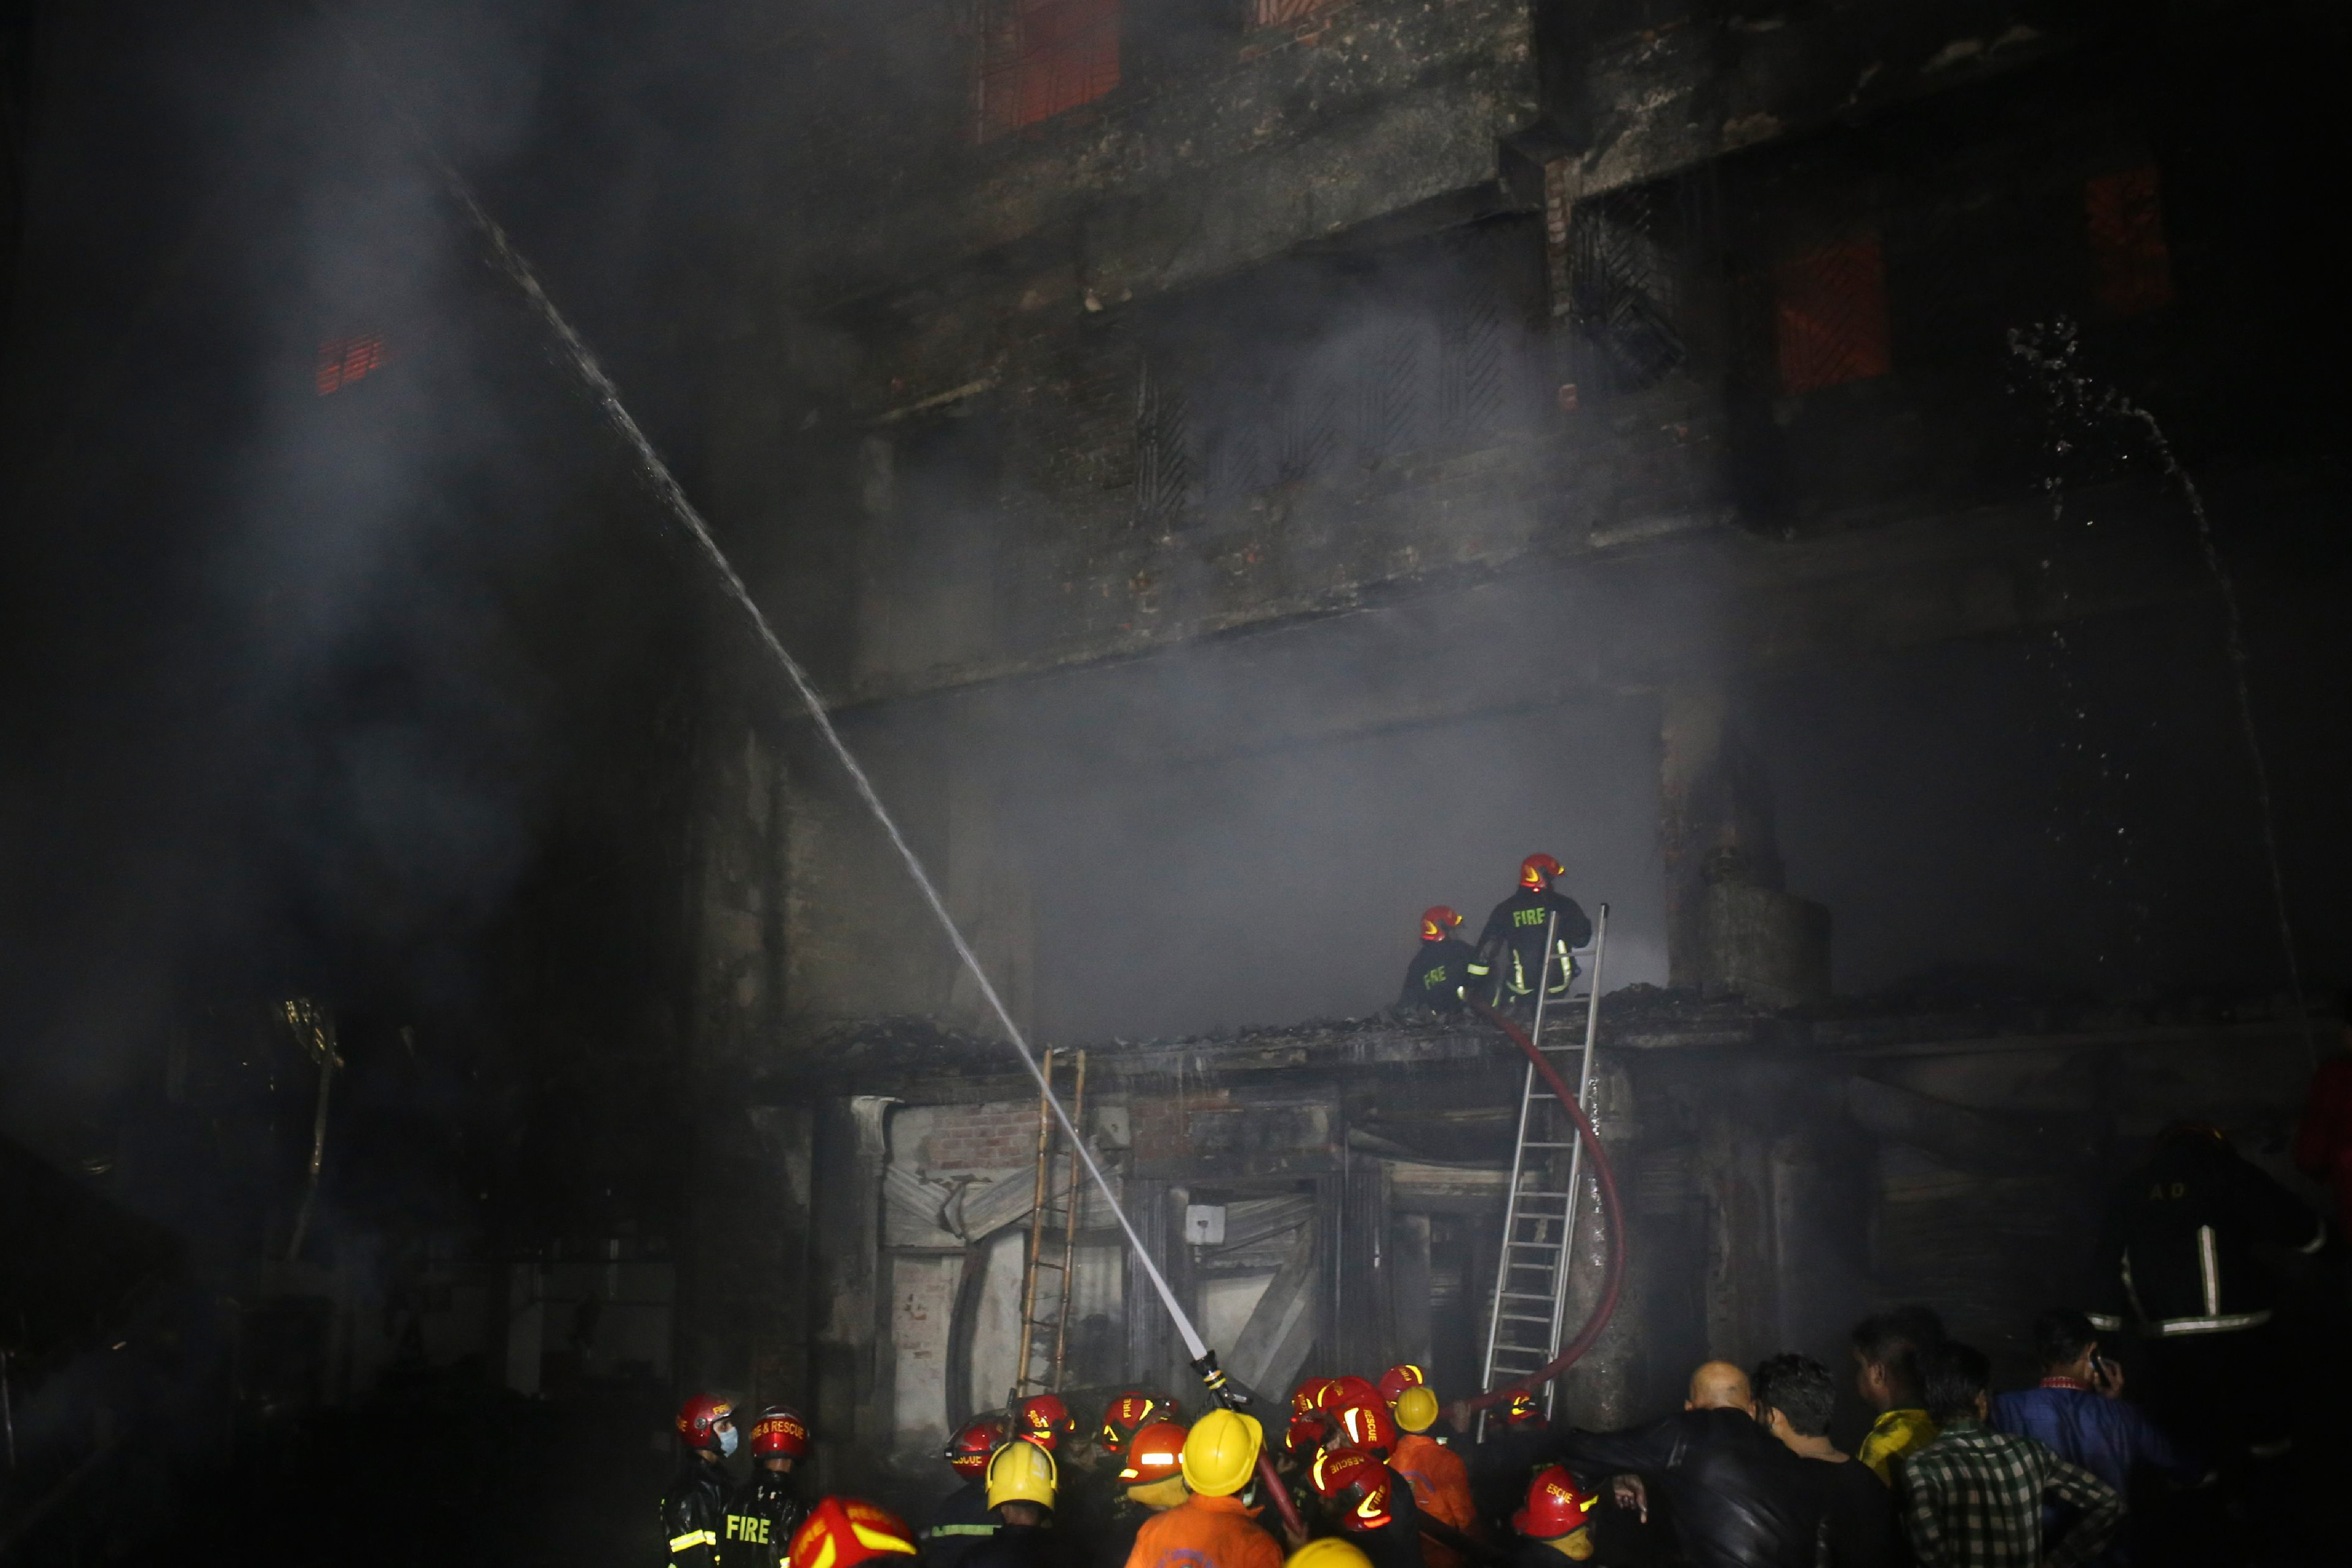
[1504,1240,1563,1253]
[1029,1257,1063,1270]
[1498,1312,1554,1324]
[1499,1290,1556,1302]
[1522,1141,1576,1149]
[1514,1190,1576,1201]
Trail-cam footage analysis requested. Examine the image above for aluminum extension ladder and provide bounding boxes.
[1477,904,1609,1428]
[1013,1047,1087,1397]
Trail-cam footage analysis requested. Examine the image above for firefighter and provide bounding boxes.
[792,1498,922,1568]
[1399,911,1480,1015]
[729,1405,813,1567]
[1390,1388,1478,1568]
[1307,1445,1425,1568]
[1467,856,1592,1010]
[664,1394,738,1568]
[1466,1393,1548,1539]
[965,1438,1064,1568]
[1375,1366,1426,1408]
[1325,1397,1399,1462]
[1126,1409,1285,1568]
[1508,1467,1596,1565]
[925,1416,1011,1568]
[2091,1121,2324,1464]
[1287,1542,1373,1568]
[1019,1394,1079,1453]
[1098,1419,1191,1568]
[1101,1392,1180,1458]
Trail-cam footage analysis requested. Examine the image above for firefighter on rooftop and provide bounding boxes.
[1467,855,1593,1009]
[1399,907,1481,1014]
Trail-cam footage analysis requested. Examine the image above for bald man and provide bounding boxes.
[1545,1359,1822,1568]
[1686,1361,1752,1413]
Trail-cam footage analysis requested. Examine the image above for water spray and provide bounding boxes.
[2009,322,2314,1063]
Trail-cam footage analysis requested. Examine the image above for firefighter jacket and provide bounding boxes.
[726,1472,809,1568]
[664,1458,733,1568]
[1400,938,1483,1013]
[1390,1435,1478,1568]
[924,1481,1001,1568]
[1471,892,1593,1003]
[1124,1493,1284,1568]
[2091,1134,2324,1338]
[2294,1053,2352,1223]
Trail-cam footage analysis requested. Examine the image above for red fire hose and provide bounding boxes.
[1459,998,1628,1412]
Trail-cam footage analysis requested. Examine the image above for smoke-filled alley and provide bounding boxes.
[2,4,2348,1565]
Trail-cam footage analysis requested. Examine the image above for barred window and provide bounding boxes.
[1772,234,1891,395]
[2085,165,2173,318]
[974,0,1120,143]
[315,333,386,396]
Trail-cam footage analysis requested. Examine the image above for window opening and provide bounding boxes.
[1772,234,1891,395]
[975,0,1120,143]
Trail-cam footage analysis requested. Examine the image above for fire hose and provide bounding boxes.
[1459,998,1628,1412]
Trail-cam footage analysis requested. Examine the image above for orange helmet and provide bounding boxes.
[1327,1399,1397,1457]
[944,1415,1007,1477]
[1376,1364,1427,1404]
[1016,1394,1074,1451]
[675,1393,737,1454]
[1309,1447,1397,1532]
[1513,1465,1593,1539]
[1419,907,1463,943]
[789,1498,919,1568]
[751,1405,811,1459]
[1520,853,1564,891]
[1101,1391,1172,1453]
[1499,1390,1544,1428]
[1116,1420,1189,1485]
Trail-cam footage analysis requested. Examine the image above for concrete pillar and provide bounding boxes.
[1658,687,1828,1005]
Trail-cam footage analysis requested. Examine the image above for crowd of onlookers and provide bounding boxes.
[664,1093,2343,1568]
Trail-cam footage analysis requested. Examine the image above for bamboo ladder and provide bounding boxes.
[1014,1048,1087,1397]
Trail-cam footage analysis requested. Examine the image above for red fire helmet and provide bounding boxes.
[1100,1391,1169,1453]
[1309,1446,1397,1532]
[675,1393,736,1452]
[1016,1394,1074,1450]
[1376,1364,1428,1404]
[1328,1399,1398,1457]
[1520,853,1565,891]
[1116,1420,1190,1485]
[751,1405,811,1459]
[1499,1390,1545,1428]
[1419,907,1463,943]
[789,1498,919,1568]
[1319,1376,1383,1412]
[943,1415,1008,1478]
[1292,1378,1337,1418]
[1512,1466,1593,1540]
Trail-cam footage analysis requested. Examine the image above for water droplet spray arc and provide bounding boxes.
[2009,322,2313,1060]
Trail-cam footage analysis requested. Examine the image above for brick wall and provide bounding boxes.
[913,1100,1043,1172]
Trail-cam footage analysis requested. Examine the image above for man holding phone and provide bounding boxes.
[1992,1310,2209,1564]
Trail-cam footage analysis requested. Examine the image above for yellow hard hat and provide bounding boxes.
[985,1438,1058,1512]
[1288,1539,1374,1568]
[1394,1386,1440,1434]
[1180,1409,1263,1497]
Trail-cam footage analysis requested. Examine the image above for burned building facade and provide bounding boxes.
[3,1,2347,1558]
[659,0,2347,1500]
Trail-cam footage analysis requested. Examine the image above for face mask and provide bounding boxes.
[718,1426,740,1458]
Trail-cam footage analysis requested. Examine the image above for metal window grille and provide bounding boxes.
[1772,234,1891,395]
[2085,165,2173,318]
[974,0,1120,143]
[1571,184,1688,395]
[315,334,386,396]
[1133,359,1193,527]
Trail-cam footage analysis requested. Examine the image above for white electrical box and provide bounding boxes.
[1183,1204,1227,1245]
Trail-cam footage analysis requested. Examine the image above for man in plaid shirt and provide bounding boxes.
[1897,1342,2123,1568]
